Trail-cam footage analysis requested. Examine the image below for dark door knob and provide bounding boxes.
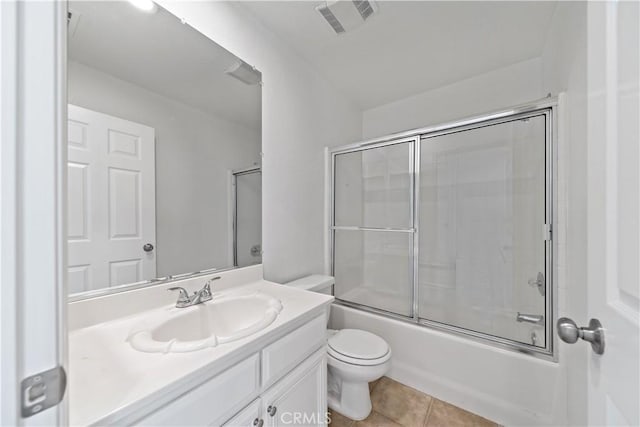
[143,243,154,252]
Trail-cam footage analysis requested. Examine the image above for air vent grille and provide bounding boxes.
[353,0,374,20]
[316,1,377,34]
[317,6,346,34]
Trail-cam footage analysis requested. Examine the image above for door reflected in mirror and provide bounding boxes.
[67,1,262,298]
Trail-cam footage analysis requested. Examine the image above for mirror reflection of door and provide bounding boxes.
[67,104,156,293]
[234,168,262,267]
[66,1,262,298]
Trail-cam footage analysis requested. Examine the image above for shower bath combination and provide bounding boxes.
[329,98,556,358]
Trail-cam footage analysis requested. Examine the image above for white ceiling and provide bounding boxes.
[241,1,557,110]
[68,1,261,130]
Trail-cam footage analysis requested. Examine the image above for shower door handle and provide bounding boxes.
[516,312,544,325]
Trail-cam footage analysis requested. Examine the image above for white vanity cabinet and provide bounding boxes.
[133,314,328,427]
[259,349,326,427]
[223,349,326,427]
[222,399,262,427]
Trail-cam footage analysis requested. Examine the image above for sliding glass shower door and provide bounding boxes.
[418,115,548,348]
[332,139,416,317]
[331,104,554,355]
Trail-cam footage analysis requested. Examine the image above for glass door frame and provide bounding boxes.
[232,166,262,267]
[330,136,420,318]
[329,97,557,360]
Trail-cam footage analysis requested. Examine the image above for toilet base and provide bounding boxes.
[327,356,391,421]
[327,380,372,421]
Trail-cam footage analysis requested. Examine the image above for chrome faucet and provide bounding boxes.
[168,277,220,308]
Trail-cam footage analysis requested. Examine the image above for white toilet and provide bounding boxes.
[286,275,391,421]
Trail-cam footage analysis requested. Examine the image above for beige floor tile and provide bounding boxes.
[369,379,381,393]
[329,410,354,427]
[370,377,432,426]
[354,411,403,427]
[425,399,497,427]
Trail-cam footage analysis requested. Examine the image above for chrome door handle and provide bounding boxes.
[143,243,154,252]
[557,317,605,355]
[253,418,264,427]
[516,312,544,325]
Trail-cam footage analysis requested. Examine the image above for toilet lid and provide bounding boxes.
[328,329,389,361]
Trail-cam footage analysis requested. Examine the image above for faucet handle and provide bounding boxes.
[168,287,191,306]
[203,276,221,293]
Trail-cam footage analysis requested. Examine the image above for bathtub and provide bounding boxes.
[329,303,567,426]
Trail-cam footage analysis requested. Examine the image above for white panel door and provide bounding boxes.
[581,2,640,425]
[67,105,156,293]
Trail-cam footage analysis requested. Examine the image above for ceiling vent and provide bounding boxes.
[316,1,378,34]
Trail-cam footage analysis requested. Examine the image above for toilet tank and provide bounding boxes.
[285,275,334,325]
[285,275,334,295]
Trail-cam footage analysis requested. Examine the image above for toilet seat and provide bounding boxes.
[328,329,391,366]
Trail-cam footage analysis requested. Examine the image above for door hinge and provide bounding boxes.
[21,366,66,418]
[544,223,552,241]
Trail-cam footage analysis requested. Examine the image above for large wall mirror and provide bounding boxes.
[67,1,262,299]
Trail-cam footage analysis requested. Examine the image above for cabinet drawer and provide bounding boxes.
[261,315,325,388]
[137,354,260,426]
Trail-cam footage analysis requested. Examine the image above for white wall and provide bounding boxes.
[68,61,260,277]
[157,1,363,284]
[540,2,589,426]
[362,57,544,139]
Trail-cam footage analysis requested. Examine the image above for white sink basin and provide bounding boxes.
[128,292,283,353]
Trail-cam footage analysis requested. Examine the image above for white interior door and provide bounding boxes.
[1,1,67,424]
[67,105,156,293]
[583,2,640,425]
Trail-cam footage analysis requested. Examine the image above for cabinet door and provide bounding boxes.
[222,398,262,427]
[136,354,260,426]
[262,348,327,427]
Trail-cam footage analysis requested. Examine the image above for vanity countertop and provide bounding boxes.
[68,278,333,426]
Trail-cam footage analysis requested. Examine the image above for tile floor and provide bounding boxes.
[329,377,498,427]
